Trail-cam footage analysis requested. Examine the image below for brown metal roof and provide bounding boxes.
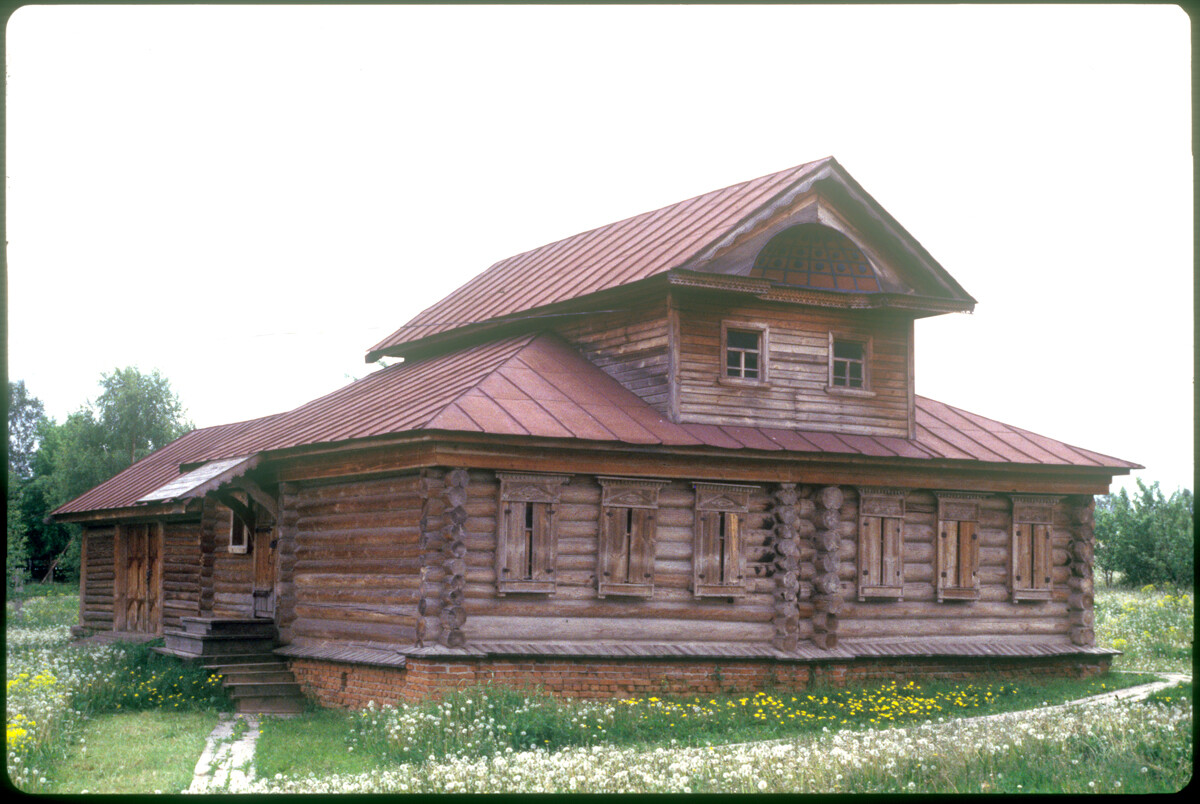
[370,156,972,360]
[55,332,1139,518]
[368,157,978,361]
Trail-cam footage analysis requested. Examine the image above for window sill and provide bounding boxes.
[720,377,770,390]
[858,585,903,601]
[1011,588,1053,602]
[825,385,876,399]
[938,587,980,602]
[497,580,556,596]
[228,545,249,555]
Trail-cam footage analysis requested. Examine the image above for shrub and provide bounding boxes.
[1095,481,1193,587]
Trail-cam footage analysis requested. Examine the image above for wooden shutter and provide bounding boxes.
[1032,523,1052,590]
[496,473,567,595]
[938,519,980,601]
[857,488,906,601]
[722,512,743,586]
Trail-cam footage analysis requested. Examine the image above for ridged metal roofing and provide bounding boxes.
[54,332,1139,518]
[367,158,834,358]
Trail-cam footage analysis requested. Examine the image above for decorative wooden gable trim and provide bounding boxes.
[692,482,756,598]
[934,492,989,603]
[596,477,669,598]
[1010,494,1062,603]
[857,487,905,601]
[495,472,570,595]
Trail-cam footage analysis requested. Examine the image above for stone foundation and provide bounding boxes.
[288,652,1112,710]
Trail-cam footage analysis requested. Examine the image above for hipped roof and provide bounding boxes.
[366,157,975,361]
[54,332,1139,518]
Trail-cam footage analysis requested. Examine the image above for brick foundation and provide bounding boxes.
[287,652,1112,709]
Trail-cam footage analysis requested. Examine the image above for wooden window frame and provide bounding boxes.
[720,320,770,387]
[1010,495,1061,602]
[496,472,569,595]
[935,492,988,602]
[857,487,905,601]
[596,477,668,598]
[692,482,755,597]
[227,493,252,555]
[827,332,875,397]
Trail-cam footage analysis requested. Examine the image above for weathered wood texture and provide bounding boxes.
[161,520,202,630]
[79,526,116,631]
[461,472,788,644]
[288,473,424,650]
[837,489,1083,640]
[205,504,255,618]
[554,297,671,414]
[673,293,912,436]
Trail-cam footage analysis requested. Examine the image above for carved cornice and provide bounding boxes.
[1011,494,1063,525]
[694,481,757,512]
[597,476,670,509]
[497,472,570,503]
[857,486,905,518]
[934,491,991,523]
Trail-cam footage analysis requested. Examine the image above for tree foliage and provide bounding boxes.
[7,369,192,583]
[1094,480,1193,587]
[8,380,47,478]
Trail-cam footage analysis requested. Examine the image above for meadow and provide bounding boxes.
[6,582,1192,794]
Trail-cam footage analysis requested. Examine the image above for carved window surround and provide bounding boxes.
[693,482,756,598]
[857,487,905,601]
[596,477,669,599]
[934,492,989,602]
[1010,494,1062,603]
[495,473,570,596]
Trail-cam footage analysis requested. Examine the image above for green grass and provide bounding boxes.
[1095,583,1193,673]
[41,709,219,795]
[256,672,1156,777]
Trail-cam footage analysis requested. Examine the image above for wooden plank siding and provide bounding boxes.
[79,526,116,632]
[554,297,672,414]
[287,473,425,649]
[673,292,913,436]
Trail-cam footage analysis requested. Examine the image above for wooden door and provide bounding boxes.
[114,523,162,634]
[252,528,277,619]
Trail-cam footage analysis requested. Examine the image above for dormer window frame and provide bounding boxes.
[719,320,770,388]
[826,331,875,398]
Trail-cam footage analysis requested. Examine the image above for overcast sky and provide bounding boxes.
[5,4,1192,496]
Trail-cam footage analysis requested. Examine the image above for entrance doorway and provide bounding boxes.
[114,523,162,634]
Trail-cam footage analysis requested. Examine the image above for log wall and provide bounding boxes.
[674,294,912,436]
[286,472,424,650]
[205,504,255,618]
[161,520,202,631]
[460,471,798,644]
[79,526,116,632]
[835,489,1092,642]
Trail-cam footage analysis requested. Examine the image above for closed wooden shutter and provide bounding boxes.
[938,519,979,601]
[1032,523,1051,589]
[858,514,903,600]
[722,512,742,586]
[628,508,653,585]
[1012,521,1053,601]
[959,521,979,590]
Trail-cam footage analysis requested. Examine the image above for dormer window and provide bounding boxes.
[827,333,873,396]
[721,321,769,385]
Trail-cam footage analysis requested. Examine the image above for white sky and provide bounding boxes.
[5,4,1193,496]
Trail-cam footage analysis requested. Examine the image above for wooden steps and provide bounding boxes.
[162,618,305,714]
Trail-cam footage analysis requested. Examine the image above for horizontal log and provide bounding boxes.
[838,618,1070,639]
[462,614,774,643]
[290,616,417,644]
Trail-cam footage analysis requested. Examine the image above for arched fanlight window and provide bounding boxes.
[750,224,881,292]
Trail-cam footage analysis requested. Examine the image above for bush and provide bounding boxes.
[1095,481,1193,587]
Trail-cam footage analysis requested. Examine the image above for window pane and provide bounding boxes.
[727,330,760,350]
[849,363,862,381]
[833,340,863,360]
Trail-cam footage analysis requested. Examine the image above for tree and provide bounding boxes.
[8,380,46,478]
[7,381,48,585]
[1094,480,1194,587]
[21,368,193,582]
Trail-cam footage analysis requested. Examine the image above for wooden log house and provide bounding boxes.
[55,157,1138,707]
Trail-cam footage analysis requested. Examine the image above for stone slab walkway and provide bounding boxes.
[186,713,259,794]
